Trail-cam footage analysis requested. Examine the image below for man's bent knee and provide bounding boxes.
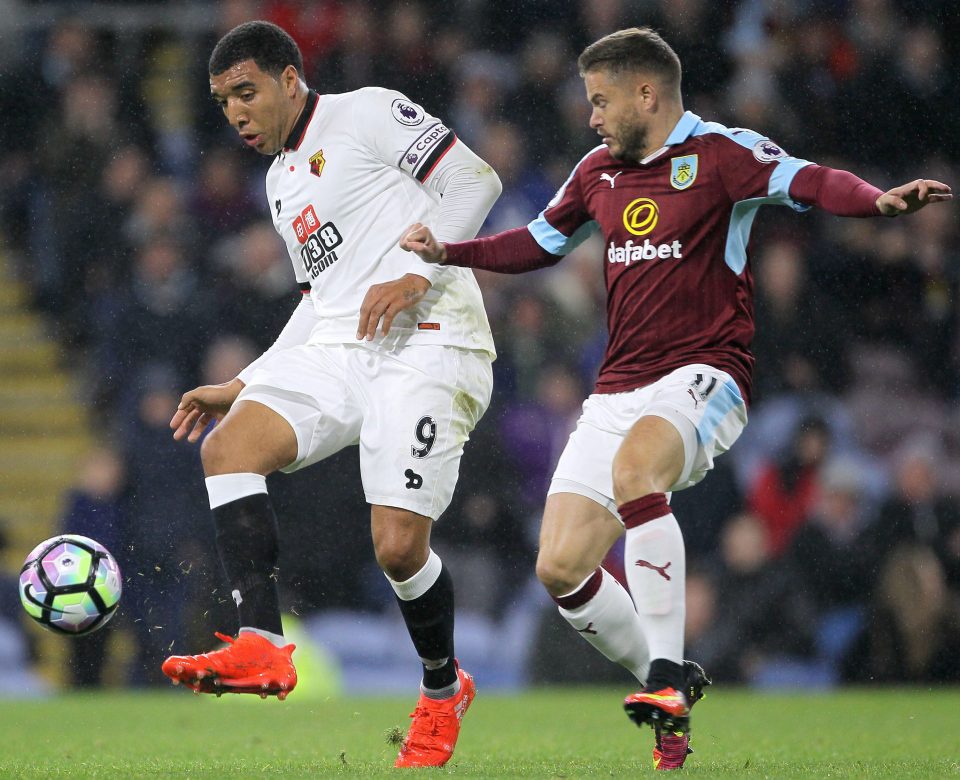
[536,552,595,598]
[371,506,432,582]
[200,426,235,476]
[199,402,298,477]
[376,541,429,582]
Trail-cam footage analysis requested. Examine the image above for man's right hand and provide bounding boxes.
[170,378,245,443]
[399,223,447,263]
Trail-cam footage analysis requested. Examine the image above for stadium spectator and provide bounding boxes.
[212,220,298,350]
[685,512,816,685]
[751,238,847,400]
[32,72,128,316]
[498,362,585,514]
[865,438,960,682]
[747,414,832,557]
[92,237,211,415]
[787,457,875,682]
[188,147,261,250]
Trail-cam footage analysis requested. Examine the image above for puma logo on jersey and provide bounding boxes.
[575,622,598,635]
[275,199,281,217]
[635,559,672,581]
[600,171,622,188]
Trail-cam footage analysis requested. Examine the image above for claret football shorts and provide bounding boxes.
[548,364,748,519]
[236,342,493,520]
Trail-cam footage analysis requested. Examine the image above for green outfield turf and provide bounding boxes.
[0,687,957,777]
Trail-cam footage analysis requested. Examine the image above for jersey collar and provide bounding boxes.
[664,110,702,146]
[282,89,319,152]
[636,111,703,165]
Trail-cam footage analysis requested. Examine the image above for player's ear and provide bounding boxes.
[637,79,656,108]
[281,64,299,96]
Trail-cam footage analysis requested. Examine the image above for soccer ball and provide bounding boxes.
[18,534,122,635]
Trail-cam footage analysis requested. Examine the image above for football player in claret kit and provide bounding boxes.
[401,26,952,771]
[162,21,501,768]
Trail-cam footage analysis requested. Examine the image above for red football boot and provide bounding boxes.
[394,663,476,768]
[161,631,297,698]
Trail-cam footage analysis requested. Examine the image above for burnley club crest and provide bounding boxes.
[670,154,698,190]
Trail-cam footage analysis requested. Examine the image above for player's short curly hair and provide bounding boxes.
[209,20,304,78]
[578,27,681,88]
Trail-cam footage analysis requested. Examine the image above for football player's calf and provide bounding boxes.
[162,631,297,698]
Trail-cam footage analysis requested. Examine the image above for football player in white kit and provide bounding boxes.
[160,22,500,768]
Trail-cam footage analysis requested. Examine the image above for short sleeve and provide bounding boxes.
[716,130,814,211]
[350,87,456,183]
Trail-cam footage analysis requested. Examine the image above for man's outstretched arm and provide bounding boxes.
[400,224,563,274]
[789,164,952,217]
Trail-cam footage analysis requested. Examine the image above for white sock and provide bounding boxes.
[384,550,442,601]
[623,512,686,663]
[239,626,287,648]
[205,472,268,509]
[556,568,650,684]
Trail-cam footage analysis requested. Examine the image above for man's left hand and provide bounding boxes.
[356,273,431,341]
[877,179,952,216]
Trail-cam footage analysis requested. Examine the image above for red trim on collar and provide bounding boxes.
[283,90,319,152]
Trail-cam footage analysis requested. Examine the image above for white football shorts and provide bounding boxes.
[236,342,493,520]
[548,363,748,519]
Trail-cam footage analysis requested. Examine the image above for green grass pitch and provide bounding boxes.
[0,687,957,777]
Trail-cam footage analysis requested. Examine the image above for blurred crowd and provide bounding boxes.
[0,0,959,689]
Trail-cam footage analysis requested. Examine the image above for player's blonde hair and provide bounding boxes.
[578,27,682,92]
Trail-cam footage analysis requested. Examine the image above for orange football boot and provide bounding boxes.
[161,631,297,699]
[624,686,690,732]
[394,663,476,768]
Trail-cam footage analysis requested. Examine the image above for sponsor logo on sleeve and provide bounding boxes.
[753,139,787,163]
[391,98,425,126]
[669,154,698,190]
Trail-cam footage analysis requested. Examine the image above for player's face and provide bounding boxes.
[584,69,649,162]
[210,60,298,156]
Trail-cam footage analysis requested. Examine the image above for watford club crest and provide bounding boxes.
[670,154,698,190]
[309,149,325,177]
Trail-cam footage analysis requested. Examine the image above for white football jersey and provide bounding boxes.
[267,87,495,355]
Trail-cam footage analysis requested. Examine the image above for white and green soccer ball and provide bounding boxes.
[19,534,122,635]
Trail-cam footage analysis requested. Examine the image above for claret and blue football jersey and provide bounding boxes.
[528,111,813,402]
